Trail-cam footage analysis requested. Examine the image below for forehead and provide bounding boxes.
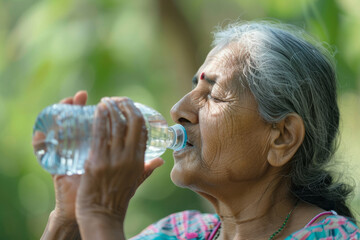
[197,43,243,90]
[203,44,239,72]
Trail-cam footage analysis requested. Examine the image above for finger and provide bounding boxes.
[136,123,148,160]
[52,174,66,182]
[73,91,88,105]
[138,158,164,185]
[120,100,147,158]
[60,97,73,104]
[32,131,47,156]
[32,131,45,146]
[52,174,81,186]
[88,102,110,168]
[144,158,164,173]
[115,99,146,171]
[105,97,127,154]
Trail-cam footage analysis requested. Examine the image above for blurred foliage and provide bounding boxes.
[0,0,359,239]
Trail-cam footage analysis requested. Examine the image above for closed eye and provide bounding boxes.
[208,94,224,103]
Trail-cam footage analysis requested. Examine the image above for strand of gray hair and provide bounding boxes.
[212,20,355,219]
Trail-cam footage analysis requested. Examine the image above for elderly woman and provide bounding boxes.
[40,21,360,240]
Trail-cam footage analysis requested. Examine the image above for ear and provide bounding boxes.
[267,113,305,167]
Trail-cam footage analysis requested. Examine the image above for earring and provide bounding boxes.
[200,72,205,80]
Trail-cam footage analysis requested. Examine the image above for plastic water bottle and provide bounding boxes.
[32,102,187,175]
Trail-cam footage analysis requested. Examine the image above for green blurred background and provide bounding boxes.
[0,0,359,239]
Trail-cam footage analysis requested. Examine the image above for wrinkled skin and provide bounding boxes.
[169,44,322,239]
[170,44,272,192]
[37,91,164,240]
[38,43,322,240]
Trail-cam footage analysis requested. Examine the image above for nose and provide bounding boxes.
[170,92,198,125]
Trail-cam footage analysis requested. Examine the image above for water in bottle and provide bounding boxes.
[32,102,187,175]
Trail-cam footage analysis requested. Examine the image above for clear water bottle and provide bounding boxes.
[32,102,187,175]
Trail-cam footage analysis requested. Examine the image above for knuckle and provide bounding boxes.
[118,97,130,104]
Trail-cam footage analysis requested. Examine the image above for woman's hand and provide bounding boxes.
[40,91,87,240]
[38,93,163,239]
[52,91,88,222]
[73,97,164,239]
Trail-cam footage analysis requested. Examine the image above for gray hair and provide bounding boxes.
[212,21,354,218]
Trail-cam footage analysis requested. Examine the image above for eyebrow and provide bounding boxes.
[192,74,217,86]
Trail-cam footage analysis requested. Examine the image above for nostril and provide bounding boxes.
[178,117,191,124]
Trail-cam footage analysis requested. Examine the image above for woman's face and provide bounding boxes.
[170,44,273,192]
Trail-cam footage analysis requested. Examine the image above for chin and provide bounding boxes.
[170,163,208,192]
[170,165,186,188]
[170,162,196,189]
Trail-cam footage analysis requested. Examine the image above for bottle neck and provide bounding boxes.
[166,124,187,151]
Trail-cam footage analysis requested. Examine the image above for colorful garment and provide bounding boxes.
[130,210,360,240]
[130,211,219,240]
[286,214,360,239]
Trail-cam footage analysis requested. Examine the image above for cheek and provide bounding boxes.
[200,105,271,181]
[199,105,237,167]
[225,120,271,181]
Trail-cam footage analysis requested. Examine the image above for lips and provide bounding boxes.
[173,137,195,158]
[186,140,193,147]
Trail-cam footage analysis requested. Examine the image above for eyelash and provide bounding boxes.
[192,81,224,103]
[208,94,223,103]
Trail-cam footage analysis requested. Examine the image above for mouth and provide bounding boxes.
[173,139,194,157]
[186,140,193,147]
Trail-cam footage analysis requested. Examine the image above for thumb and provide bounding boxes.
[144,157,164,173]
[138,158,164,185]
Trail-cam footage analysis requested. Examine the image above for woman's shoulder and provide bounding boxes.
[285,215,360,240]
[130,210,220,240]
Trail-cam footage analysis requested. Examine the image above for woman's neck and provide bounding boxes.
[197,174,298,240]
